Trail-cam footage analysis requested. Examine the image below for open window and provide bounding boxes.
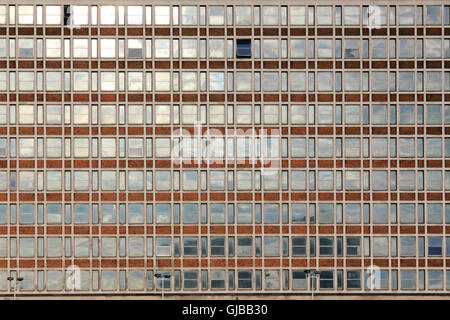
[236,39,251,58]
[64,5,70,25]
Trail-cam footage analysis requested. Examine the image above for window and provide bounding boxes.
[47,204,62,223]
[428,270,443,290]
[317,39,333,58]
[428,237,442,256]
[73,204,89,224]
[426,5,441,25]
[427,72,442,91]
[128,171,144,190]
[426,104,442,124]
[155,6,170,25]
[100,6,116,25]
[155,39,170,58]
[18,6,34,24]
[0,40,5,58]
[210,270,226,289]
[155,72,171,91]
[235,72,251,91]
[399,39,415,58]
[46,6,61,24]
[236,39,251,58]
[263,72,278,91]
[319,237,333,256]
[236,6,251,25]
[101,171,117,191]
[290,6,306,25]
[344,72,360,91]
[427,203,442,223]
[182,72,197,91]
[18,39,33,58]
[128,39,143,58]
[46,72,61,91]
[210,237,225,256]
[19,138,34,157]
[128,72,143,91]
[101,72,116,91]
[263,39,278,58]
[346,237,361,256]
[46,171,62,191]
[347,270,361,289]
[399,171,415,190]
[372,72,387,91]
[128,6,143,25]
[319,270,334,289]
[317,6,333,25]
[237,270,252,289]
[47,138,61,157]
[209,72,224,91]
[264,237,280,256]
[399,6,414,25]
[209,39,225,58]
[75,237,89,257]
[237,237,252,256]
[265,270,280,289]
[46,39,61,58]
[398,72,415,92]
[155,105,170,124]
[399,105,415,124]
[182,39,197,58]
[345,204,361,223]
[345,39,360,58]
[74,72,89,91]
[100,39,116,58]
[318,204,333,223]
[344,6,360,25]
[182,6,197,25]
[369,5,387,26]
[291,39,306,58]
[263,6,278,25]
[291,72,306,91]
[237,204,252,223]
[373,237,389,256]
[184,270,198,289]
[426,39,442,58]
[19,204,34,224]
[401,270,416,290]
[210,171,225,190]
[318,72,333,91]
[292,237,307,256]
[73,6,89,25]
[209,6,224,25]
[292,203,307,223]
[400,237,416,256]
[101,138,116,157]
[20,238,35,257]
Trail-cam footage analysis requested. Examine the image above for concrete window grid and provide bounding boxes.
[0,1,449,295]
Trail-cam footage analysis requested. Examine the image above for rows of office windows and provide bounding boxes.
[1,5,450,27]
[2,169,450,192]
[3,136,450,158]
[2,71,450,92]
[2,235,450,258]
[2,268,450,291]
[3,38,450,60]
[1,202,450,225]
[2,104,450,126]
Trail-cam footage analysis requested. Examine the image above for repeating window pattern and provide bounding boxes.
[0,2,450,294]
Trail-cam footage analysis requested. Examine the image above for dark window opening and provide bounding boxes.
[236,39,252,58]
[64,5,71,26]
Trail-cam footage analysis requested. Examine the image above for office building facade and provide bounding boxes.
[0,1,450,298]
